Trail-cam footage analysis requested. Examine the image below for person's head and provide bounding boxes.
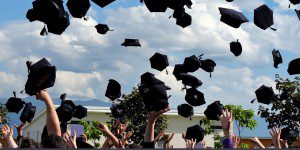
[41,134,64,148]
[19,137,39,148]
[80,134,87,143]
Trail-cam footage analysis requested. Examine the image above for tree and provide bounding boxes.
[0,104,9,125]
[79,121,110,148]
[224,105,257,137]
[114,87,168,144]
[257,75,300,143]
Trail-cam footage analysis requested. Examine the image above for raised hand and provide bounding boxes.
[269,127,281,148]
[2,125,13,140]
[154,131,165,143]
[147,107,170,124]
[63,130,77,149]
[219,109,233,135]
[164,133,175,145]
[250,137,265,149]
[232,135,241,148]
[186,139,196,149]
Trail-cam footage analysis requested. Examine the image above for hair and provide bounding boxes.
[19,137,39,148]
[41,134,64,148]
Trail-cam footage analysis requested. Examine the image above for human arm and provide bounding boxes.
[2,125,18,148]
[269,127,281,149]
[98,123,122,148]
[220,109,233,148]
[250,137,265,149]
[163,133,175,149]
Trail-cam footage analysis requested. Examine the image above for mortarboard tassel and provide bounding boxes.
[168,95,171,99]
[40,25,48,36]
[20,90,24,94]
[13,91,16,98]
[166,69,168,75]
[251,98,256,103]
[270,27,277,31]
[289,3,291,8]
[210,72,212,78]
[84,17,89,21]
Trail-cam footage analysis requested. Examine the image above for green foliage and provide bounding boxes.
[116,87,168,143]
[0,104,9,125]
[224,105,257,137]
[258,75,300,143]
[240,143,250,148]
[79,120,110,148]
[202,118,222,148]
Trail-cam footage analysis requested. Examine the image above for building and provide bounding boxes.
[23,106,222,148]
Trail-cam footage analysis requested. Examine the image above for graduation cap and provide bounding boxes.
[295,9,300,20]
[204,101,223,120]
[67,0,90,18]
[141,72,164,85]
[149,52,169,72]
[180,73,203,89]
[176,12,192,28]
[185,124,205,143]
[105,79,121,100]
[20,102,36,123]
[254,4,276,31]
[290,0,300,6]
[219,7,249,28]
[60,93,76,109]
[287,58,300,75]
[25,58,56,96]
[185,88,206,106]
[177,103,194,118]
[142,0,168,12]
[26,0,70,35]
[73,105,87,119]
[121,39,141,47]
[6,92,25,114]
[91,0,115,8]
[95,24,113,35]
[254,85,277,105]
[199,57,216,78]
[226,0,234,2]
[56,103,74,123]
[183,55,201,73]
[230,39,242,57]
[167,0,193,10]
[173,64,187,81]
[272,49,283,69]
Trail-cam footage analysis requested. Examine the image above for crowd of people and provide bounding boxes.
[0,90,296,149]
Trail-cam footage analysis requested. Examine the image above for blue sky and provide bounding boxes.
[0,0,299,115]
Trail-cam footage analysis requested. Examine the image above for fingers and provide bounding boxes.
[169,133,175,140]
[73,130,76,140]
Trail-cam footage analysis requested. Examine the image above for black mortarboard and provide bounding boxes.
[185,88,206,106]
[254,4,276,31]
[177,104,194,118]
[20,102,36,123]
[290,0,300,5]
[27,0,70,35]
[141,72,164,85]
[73,105,87,119]
[167,0,192,10]
[295,9,300,20]
[149,52,169,72]
[230,39,242,57]
[121,39,141,47]
[176,12,192,28]
[142,0,168,12]
[185,124,205,143]
[95,24,112,35]
[91,0,115,8]
[204,101,223,120]
[25,58,56,96]
[183,55,201,73]
[226,0,234,2]
[255,85,276,105]
[272,49,283,69]
[200,57,216,77]
[287,58,300,75]
[105,79,121,100]
[173,64,187,81]
[56,102,74,123]
[180,73,203,88]
[6,92,25,114]
[66,0,90,18]
[219,7,249,28]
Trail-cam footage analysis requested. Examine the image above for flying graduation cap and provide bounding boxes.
[254,85,277,105]
[25,58,56,96]
[176,12,192,28]
[204,101,223,120]
[177,103,194,118]
[219,7,249,28]
[6,92,25,114]
[91,0,115,8]
[149,52,169,72]
[180,73,203,89]
[185,124,205,143]
[20,102,36,123]
[26,0,70,35]
[185,88,206,107]
[290,0,300,7]
[121,39,141,47]
[66,0,91,18]
[105,79,121,101]
[254,4,276,31]
[173,64,187,81]
[141,0,168,12]
[226,0,234,2]
[199,55,216,78]
[287,58,300,75]
[95,24,113,35]
[56,98,74,123]
[73,105,87,119]
[183,55,201,73]
[272,49,283,69]
[230,39,242,57]
[166,0,193,10]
